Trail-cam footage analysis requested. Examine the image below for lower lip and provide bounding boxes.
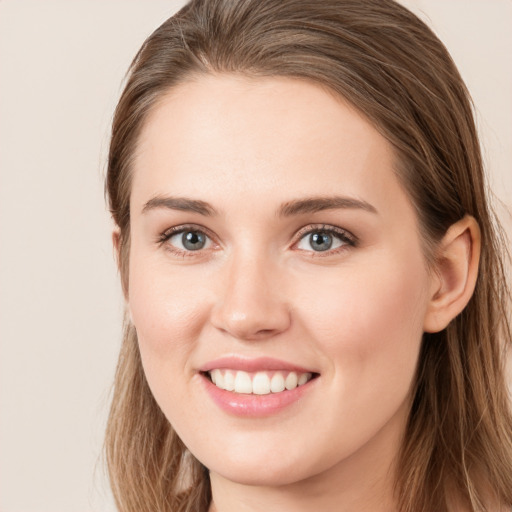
[200,373,317,417]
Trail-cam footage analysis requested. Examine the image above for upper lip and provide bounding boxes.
[199,356,316,374]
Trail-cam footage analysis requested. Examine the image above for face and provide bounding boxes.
[128,74,434,488]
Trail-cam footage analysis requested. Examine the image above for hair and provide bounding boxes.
[104,1,512,511]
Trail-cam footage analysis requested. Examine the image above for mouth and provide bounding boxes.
[198,356,319,416]
[202,369,318,395]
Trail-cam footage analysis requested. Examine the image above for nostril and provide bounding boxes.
[254,328,279,337]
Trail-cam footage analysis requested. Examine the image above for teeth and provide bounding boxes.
[298,373,310,386]
[234,371,252,394]
[252,372,271,395]
[270,372,285,393]
[208,370,313,395]
[211,369,223,388]
[223,371,235,391]
[285,372,298,390]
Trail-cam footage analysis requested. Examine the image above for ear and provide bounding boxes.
[112,228,131,307]
[112,228,121,267]
[423,215,481,333]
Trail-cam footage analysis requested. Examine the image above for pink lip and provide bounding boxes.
[199,356,314,373]
[200,373,318,417]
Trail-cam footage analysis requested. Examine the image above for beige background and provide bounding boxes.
[0,1,510,511]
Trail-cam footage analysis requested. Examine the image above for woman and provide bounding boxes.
[105,0,512,510]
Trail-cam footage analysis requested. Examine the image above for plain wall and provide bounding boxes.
[0,1,510,511]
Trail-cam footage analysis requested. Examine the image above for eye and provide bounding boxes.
[160,227,213,253]
[295,226,355,253]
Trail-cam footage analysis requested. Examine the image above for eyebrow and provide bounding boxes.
[142,196,218,216]
[278,196,378,216]
[141,194,378,217]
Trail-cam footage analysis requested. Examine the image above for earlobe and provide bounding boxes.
[112,229,121,268]
[112,228,130,302]
[423,215,481,333]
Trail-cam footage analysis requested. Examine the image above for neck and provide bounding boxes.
[209,472,395,512]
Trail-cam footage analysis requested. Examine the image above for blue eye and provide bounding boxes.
[165,229,212,251]
[296,228,353,252]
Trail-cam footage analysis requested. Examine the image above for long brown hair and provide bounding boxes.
[105,1,512,510]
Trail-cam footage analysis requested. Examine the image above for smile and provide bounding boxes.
[207,369,314,395]
[199,356,319,416]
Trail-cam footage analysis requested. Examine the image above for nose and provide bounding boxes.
[210,252,291,341]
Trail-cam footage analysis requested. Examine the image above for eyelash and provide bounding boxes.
[157,223,357,258]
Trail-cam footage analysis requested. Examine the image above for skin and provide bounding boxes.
[124,74,480,512]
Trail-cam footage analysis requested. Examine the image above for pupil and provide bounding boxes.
[183,231,205,250]
[311,232,332,251]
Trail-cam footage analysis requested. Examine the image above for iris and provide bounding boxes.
[182,231,206,250]
[309,232,333,251]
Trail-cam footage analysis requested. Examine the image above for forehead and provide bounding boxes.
[131,74,407,219]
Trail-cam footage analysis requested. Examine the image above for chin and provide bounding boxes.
[198,439,330,488]
[208,459,312,487]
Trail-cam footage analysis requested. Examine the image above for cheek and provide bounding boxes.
[294,250,430,392]
[127,252,212,374]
